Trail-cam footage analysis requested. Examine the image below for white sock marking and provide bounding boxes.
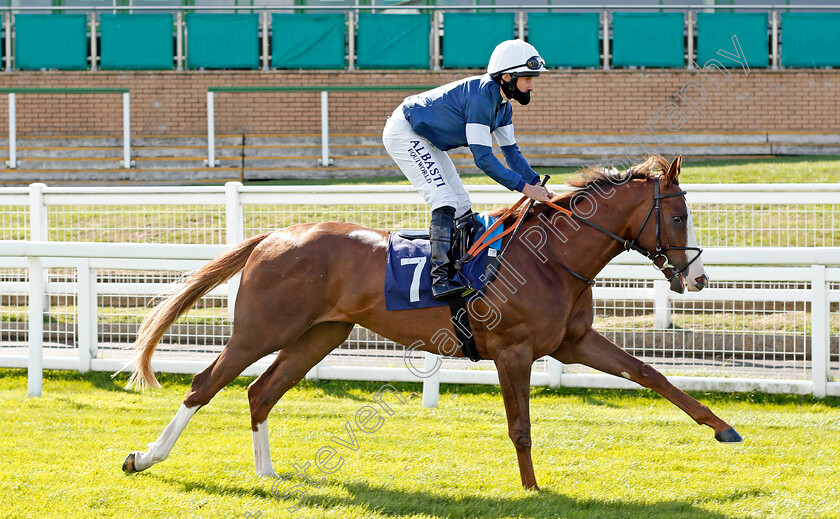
[252,420,277,477]
[134,404,197,471]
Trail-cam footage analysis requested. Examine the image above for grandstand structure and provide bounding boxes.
[0,0,837,184]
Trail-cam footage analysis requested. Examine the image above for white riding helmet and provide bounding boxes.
[487,39,547,77]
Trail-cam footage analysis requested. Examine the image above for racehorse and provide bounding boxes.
[121,155,742,490]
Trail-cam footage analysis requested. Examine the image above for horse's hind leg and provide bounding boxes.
[123,334,266,473]
[248,321,354,477]
[553,329,742,443]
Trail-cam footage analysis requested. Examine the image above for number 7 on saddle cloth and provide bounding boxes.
[384,213,503,311]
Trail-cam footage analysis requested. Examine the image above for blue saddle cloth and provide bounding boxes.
[384,214,503,311]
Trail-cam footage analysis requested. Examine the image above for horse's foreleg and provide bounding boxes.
[123,337,261,473]
[495,344,540,490]
[247,322,354,477]
[553,329,742,442]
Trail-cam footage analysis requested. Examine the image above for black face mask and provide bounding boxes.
[500,76,531,106]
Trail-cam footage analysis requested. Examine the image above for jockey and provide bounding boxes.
[382,39,555,300]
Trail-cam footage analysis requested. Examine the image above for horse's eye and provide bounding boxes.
[673,216,685,225]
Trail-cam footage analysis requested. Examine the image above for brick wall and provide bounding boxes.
[0,68,837,137]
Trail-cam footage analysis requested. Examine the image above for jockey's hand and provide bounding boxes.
[522,183,552,202]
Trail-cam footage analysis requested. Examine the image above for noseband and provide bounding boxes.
[540,175,703,285]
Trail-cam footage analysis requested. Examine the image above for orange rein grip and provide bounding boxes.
[465,195,530,259]
[465,198,574,260]
[543,200,574,216]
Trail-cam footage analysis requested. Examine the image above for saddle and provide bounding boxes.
[396,210,500,290]
[396,211,497,363]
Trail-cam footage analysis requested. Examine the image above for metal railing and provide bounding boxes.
[1,4,838,72]
[205,85,437,168]
[0,88,134,170]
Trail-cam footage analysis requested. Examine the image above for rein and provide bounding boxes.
[462,175,703,285]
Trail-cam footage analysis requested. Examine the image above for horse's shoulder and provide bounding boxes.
[562,287,595,342]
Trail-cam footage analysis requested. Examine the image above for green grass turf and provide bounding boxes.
[0,369,837,518]
[245,156,840,186]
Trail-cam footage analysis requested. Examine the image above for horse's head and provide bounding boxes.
[632,156,707,294]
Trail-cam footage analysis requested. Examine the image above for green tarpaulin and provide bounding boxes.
[528,13,600,68]
[443,13,514,68]
[356,14,430,69]
[273,14,345,69]
[15,14,88,70]
[100,14,173,70]
[612,13,684,68]
[781,13,840,67]
[697,13,768,69]
[186,13,259,70]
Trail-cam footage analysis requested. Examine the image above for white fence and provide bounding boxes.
[3,182,840,245]
[1,184,839,399]
[1,242,838,399]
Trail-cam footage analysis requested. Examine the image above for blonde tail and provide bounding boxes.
[123,232,272,391]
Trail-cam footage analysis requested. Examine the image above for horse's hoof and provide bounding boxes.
[122,452,138,473]
[714,427,743,443]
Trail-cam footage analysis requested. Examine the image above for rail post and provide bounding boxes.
[811,265,828,398]
[4,13,12,72]
[89,12,98,72]
[206,91,217,167]
[6,92,16,169]
[27,255,44,397]
[348,10,356,71]
[122,92,134,168]
[429,11,440,70]
[431,9,441,71]
[176,10,184,71]
[547,357,564,388]
[319,91,333,167]
[261,10,270,71]
[77,259,96,374]
[602,10,611,71]
[654,279,672,329]
[771,10,780,70]
[422,352,441,408]
[29,183,46,241]
[225,181,244,320]
[686,10,694,69]
[29,182,50,313]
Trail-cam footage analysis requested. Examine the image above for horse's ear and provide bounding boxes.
[664,155,682,185]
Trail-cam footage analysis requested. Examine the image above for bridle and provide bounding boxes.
[628,175,703,281]
[555,175,703,284]
[473,174,703,286]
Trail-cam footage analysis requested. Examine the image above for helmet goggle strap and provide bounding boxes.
[494,55,545,76]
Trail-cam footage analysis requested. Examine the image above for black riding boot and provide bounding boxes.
[429,206,464,300]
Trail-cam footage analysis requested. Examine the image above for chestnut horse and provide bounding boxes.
[121,155,741,490]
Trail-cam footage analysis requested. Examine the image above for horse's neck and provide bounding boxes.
[539,181,650,284]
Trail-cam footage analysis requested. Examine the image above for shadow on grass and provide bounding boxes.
[305,482,741,519]
[152,473,276,500]
[2,369,837,408]
[532,385,840,409]
[145,472,741,519]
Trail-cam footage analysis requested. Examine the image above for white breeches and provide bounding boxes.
[382,105,472,218]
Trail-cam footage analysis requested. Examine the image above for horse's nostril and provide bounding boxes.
[694,275,708,288]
